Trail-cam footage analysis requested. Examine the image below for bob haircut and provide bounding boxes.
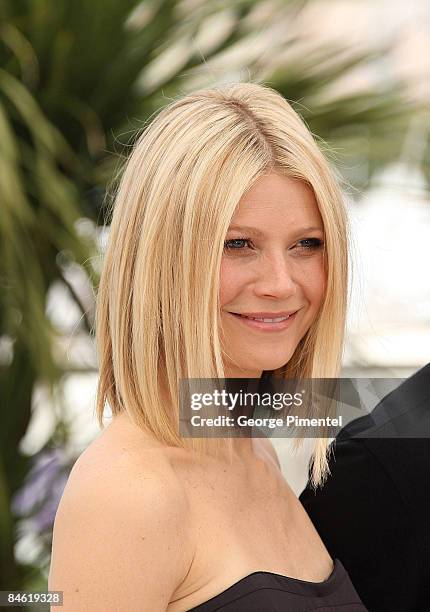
[95,81,348,487]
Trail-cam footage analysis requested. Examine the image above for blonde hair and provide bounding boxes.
[95,81,348,487]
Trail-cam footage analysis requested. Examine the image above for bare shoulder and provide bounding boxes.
[48,424,194,611]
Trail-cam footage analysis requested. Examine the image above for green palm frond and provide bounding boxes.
[265,42,426,188]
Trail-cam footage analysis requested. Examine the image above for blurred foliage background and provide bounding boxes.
[0,0,428,602]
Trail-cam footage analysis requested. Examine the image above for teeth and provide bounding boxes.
[243,315,290,322]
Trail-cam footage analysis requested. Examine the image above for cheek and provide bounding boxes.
[219,259,248,307]
[303,259,326,309]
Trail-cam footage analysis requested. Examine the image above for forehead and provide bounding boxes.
[231,172,322,229]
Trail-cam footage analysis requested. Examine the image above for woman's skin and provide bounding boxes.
[48,172,333,612]
[220,171,326,379]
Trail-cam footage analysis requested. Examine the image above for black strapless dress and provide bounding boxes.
[187,558,368,611]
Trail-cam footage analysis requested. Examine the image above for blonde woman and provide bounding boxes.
[48,82,367,611]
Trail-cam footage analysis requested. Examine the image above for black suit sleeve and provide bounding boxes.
[299,439,422,612]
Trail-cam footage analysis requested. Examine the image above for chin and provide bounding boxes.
[228,353,294,377]
[259,357,293,372]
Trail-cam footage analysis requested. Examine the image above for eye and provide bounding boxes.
[295,237,324,251]
[223,238,253,251]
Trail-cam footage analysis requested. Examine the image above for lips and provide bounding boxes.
[227,310,299,332]
[236,314,292,322]
[229,310,298,319]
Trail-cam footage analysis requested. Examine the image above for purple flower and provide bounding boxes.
[11,447,73,533]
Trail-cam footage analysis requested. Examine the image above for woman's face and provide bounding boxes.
[220,171,326,377]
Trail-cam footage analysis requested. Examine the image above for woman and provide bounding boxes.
[48,82,367,610]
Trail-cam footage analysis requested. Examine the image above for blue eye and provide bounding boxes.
[296,238,324,251]
[223,237,324,253]
[223,238,252,251]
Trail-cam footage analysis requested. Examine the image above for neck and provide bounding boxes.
[221,371,268,457]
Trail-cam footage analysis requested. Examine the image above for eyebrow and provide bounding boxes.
[227,224,324,236]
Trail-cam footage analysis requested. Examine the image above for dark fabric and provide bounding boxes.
[188,558,367,611]
[300,363,430,612]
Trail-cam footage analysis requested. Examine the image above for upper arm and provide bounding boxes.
[48,454,193,612]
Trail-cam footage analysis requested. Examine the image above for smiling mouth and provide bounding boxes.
[227,311,299,331]
[232,314,293,322]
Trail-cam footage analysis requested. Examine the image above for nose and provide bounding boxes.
[253,251,298,299]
